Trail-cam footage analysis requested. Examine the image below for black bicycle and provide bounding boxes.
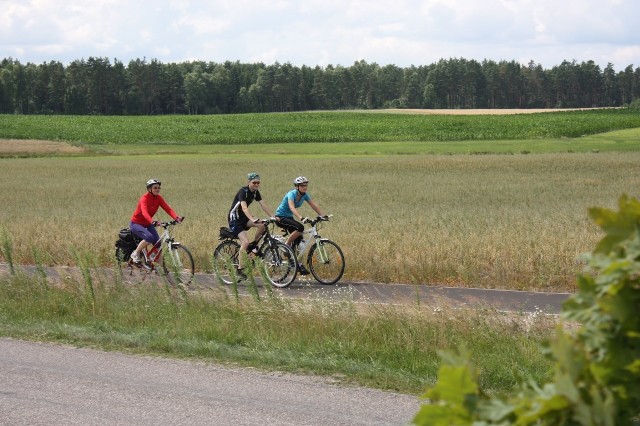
[213,218,298,288]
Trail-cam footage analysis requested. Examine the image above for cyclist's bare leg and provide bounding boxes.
[244,220,265,244]
[236,230,250,251]
[252,222,266,243]
[286,230,301,247]
[133,239,152,258]
[236,230,251,270]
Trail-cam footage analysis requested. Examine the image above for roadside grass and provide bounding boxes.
[1,151,639,291]
[0,252,555,396]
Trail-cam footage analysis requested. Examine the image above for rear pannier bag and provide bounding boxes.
[115,228,141,262]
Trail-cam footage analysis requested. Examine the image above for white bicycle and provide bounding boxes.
[277,215,345,285]
[115,219,195,286]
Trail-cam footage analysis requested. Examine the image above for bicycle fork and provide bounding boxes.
[165,241,184,269]
[314,238,330,264]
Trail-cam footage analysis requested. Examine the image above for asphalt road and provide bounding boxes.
[1,263,572,314]
[0,338,419,426]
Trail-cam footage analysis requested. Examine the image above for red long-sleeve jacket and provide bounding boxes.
[130,192,178,227]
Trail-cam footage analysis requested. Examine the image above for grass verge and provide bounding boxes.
[0,255,555,396]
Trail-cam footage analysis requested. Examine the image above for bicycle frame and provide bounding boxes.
[136,220,180,270]
[276,215,344,285]
[214,218,298,287]
[280,215,333,263]
[119,218,194,286]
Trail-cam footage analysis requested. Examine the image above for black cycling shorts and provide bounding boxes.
[276,216,304,233]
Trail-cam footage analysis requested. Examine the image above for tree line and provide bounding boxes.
[1,57,639,115]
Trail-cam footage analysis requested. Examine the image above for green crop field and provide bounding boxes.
[1,109,640,145]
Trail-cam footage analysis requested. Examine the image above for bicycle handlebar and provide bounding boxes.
[257,215,332,226]
[255,217,278,225]
[158,216,185,228]
[307,214,332,225]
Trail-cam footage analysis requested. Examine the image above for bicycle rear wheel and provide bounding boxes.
[262,241,297,288]
[307,239,345,285]
[213,240,241,285]
[162,244,195,286]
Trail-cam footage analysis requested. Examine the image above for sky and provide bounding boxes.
[1,0,639,71]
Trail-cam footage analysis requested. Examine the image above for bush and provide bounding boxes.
[414,194,640,425]
[629,98,640,109]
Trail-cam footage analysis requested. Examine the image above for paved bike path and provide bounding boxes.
[1,263,571,314]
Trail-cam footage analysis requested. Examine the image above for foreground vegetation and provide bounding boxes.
[0,241,554,396]
[415,196,640,425]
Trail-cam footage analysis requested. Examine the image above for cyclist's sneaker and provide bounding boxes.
[130,251,142,264]
[236,268,248,281]
[297,264,309,275]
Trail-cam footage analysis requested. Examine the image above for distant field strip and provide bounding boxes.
[1,109,640,144]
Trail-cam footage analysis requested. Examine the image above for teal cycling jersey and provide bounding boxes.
[275,189,311,218]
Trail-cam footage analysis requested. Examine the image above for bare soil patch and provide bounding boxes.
[0,139,88,155]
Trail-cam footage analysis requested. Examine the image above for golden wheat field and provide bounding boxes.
[1,149,638,292]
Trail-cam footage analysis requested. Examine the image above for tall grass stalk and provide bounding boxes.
[1,227,15,275]
[0,262,555,395]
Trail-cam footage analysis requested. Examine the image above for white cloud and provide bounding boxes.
[0,0,637,70]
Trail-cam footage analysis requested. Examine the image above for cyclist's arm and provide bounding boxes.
[240,200,257,223]
[158,196,180,221]
[287,197,304,221]
[139,195,156,224]
[307,199,325,217]
[257,199,274,218]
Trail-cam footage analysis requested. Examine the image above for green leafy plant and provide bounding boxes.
[414,194,640,425]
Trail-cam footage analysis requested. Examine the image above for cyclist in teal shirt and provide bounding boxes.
[275,176,326,274]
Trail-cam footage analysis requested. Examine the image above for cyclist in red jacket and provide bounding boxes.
[129,178,182,263]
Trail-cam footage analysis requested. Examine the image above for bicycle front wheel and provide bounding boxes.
[308,239,345,285]
[213,240,241,285]
[262,241,297,288]
[162,244,195,286]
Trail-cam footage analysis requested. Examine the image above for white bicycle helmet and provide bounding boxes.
[146,178,161,189]
[293,176,308,186]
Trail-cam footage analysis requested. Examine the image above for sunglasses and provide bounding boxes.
[250,181,261,185]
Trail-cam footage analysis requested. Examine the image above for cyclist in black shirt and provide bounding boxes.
[228,172,275,279]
